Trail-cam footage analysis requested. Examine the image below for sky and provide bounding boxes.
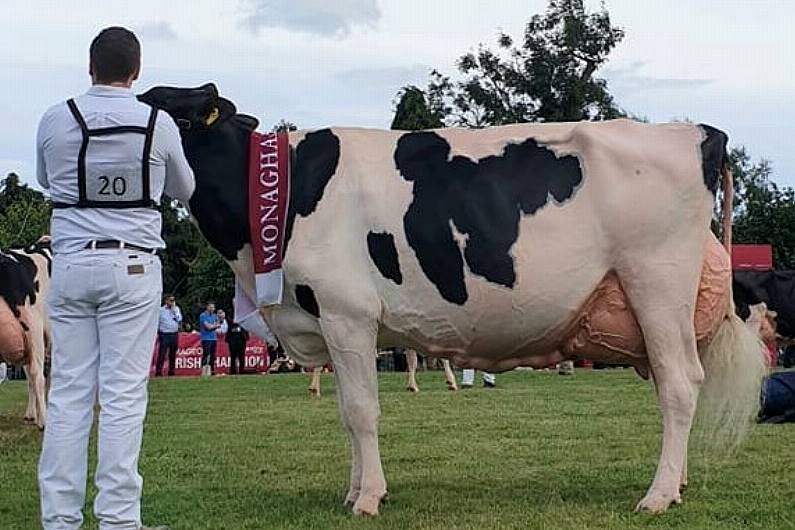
[2,0,793,188]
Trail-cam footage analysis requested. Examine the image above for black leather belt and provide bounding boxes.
[84,240,158,254]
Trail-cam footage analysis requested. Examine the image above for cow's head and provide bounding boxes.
[138,83,239,133]
[138,83,260,263]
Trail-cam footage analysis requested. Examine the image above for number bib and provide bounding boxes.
[85,169,143,203]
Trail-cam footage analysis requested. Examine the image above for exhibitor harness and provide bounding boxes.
[52,98,159,210]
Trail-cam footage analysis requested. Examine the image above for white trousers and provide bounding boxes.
[39,249,161,530]
[461,368,495,386]
[0,361,6,382]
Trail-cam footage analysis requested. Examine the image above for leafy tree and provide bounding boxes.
[0,173,51,248]
[725,149,795,269]
[391,85,444,130]
[427,0,625,127]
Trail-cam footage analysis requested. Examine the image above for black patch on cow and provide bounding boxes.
[284,129,341,254]
[699,124,729,195]
[295,284,320,317]
[394,132,583,305]
[734,270,795,339]
[367,231,403,285]
[183,114,259,261]
[0,251,38,318]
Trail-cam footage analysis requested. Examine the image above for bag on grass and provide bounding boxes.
[759,371,795,423]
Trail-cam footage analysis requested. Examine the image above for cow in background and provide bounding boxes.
[0,237,52,428]
[734,270,795,343]
[139,84,766,515]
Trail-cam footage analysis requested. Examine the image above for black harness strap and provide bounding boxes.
[66,98,90,205]
[141,106,159,206]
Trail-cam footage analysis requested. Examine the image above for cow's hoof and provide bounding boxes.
[343,489,359,507]
[406,386,419,393]
[23,416,35,424]
[447,382,458,391]
[308,388,320,398]
[352,492,384,516]
[635,491,680,514]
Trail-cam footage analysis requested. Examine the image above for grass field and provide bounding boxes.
[2,369,795,530]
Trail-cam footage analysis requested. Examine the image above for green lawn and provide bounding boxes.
[1,369,794,530]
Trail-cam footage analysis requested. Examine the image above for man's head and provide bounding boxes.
[206,301,216,313]
[217,309,226,321]
[164,294,175,307]
[89,27,141,87]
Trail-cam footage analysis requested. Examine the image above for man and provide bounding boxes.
[36,27,194,530]
[199,302,220,376]
[461,369,496,389]
[0,361,6,384]
[225,320,249,375]
[156,294,182,377]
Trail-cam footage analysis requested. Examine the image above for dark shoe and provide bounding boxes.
[483,380,496,388]
[461,384,473,390]
[139,525,170,530]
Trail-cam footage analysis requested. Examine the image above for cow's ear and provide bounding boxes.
[205,97,237,128]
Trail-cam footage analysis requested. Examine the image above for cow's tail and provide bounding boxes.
[696,163,767,450]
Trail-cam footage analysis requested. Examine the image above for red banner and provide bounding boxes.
[150,333,270,377]
[248,131,290,306]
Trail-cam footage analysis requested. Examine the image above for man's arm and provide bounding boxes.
[174,306,183,323]
[158,114,195,205]
[35,109,53,189]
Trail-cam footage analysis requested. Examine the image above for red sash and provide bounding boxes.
[247,131,290,306]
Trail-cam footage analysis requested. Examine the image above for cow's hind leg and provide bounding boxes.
[308,366,322,397]
[321,315,386,516]
[621,262,704,513]
[442,359,457,391]
[406,349,419,392]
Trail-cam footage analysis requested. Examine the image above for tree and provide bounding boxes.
[724,148,795,269]
[427,0,625,127]
[390,85,444,130]
[272,119,298,133]
[0,173,51,248]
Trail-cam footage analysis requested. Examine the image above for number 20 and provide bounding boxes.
[98,176,127,196]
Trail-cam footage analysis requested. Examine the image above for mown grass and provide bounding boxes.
[1,369,794,530]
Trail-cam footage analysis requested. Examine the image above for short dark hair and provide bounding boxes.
[90,27,140,84]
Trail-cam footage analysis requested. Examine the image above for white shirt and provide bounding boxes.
[158,304,183,333]
[36,85,195,254]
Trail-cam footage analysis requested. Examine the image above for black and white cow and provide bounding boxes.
[139,84,766,515]
[0,237,52,428]
[734,270,795,341]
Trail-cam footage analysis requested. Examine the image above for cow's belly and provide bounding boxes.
[378,234,730,373]
[377,205,612,366]
[0,298,27,365]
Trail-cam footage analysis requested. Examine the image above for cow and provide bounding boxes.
[734,270,795,342]
[0,237,52,428]
[138,84,766,516]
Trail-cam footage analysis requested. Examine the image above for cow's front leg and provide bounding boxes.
[321,315,386,516]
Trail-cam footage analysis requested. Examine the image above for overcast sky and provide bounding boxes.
[2,0,793,188]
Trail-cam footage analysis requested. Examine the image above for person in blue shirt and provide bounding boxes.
[199,301,220,376]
